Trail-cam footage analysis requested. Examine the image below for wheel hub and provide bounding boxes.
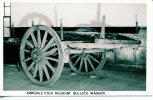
[31,48,43,62]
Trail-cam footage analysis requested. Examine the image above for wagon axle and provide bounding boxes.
[31,48,44,63]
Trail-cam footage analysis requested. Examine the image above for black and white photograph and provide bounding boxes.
[0,0,153,97]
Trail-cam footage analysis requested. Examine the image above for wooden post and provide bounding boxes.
[135,14,139,33]
[11,22,15,38]
[60,19,64,40]
[32,21,34,26]
[100,15,105,39]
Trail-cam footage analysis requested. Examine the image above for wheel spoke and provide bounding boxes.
[79,58,83,71]
[41,31,48,49]
[71,54,78,59]
[39,62,43,82]
[42,61,50,80]
[26,40,34,48]
[86,55,95,70]
[27,62,35,71]
[24,49,31,53]
[45,57,59,62]
[30,32,37,47]
[88,54,99,63]
[24,57,32,62]
[45,60,55,73]
[44,47,58,56]
[51,42,57,47]
[33,63,39,78]
[101,52,106,60]
[37,29,41,48]
[74,56,81,67]
[43,38,54,52]
[84,57,88,72]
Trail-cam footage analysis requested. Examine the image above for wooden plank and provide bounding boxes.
[67,49,104,54]
[95,39,141,44]
[66,42,140,50]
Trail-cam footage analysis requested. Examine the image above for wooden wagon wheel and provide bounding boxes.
[69,51,106,75]
[18,13,53,27]
[20,25,64,85]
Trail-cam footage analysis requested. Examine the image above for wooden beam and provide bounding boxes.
[66,48,105,54]
[66,42,140,49]
[60,19,64,40]
[100,15,105,38]
[95,39,141,44]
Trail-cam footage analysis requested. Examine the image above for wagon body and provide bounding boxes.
[11,26,141,55]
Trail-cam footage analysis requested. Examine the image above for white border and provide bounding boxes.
[0,0,153,97]
[0,0,4,97]
[0,0,148,3]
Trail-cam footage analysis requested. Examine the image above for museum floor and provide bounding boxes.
[3,64,146,91]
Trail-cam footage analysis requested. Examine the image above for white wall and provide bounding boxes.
[11,3,146,27]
